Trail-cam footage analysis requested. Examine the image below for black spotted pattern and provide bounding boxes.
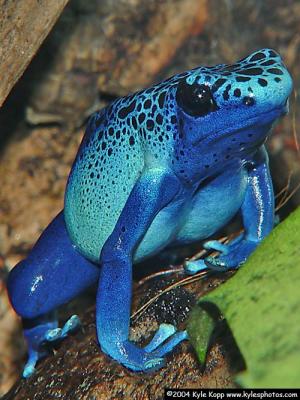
[69,47,289,229]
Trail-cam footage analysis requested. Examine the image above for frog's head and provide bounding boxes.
[175,48,293,159]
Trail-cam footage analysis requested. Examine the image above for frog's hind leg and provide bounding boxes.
[7,211,100,377]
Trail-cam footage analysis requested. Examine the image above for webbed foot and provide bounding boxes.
[23,349,48,379]
[23,314,81,378]
[185,237,258,273]
[144,323,176,352]
[102,324,188,372]
[45,315,80,341]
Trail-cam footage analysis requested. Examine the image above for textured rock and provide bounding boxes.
[3,272,239,400]
[25,0,208,128]
[0,0,69,107]
[0,266,23,396]
[0,126,83,266]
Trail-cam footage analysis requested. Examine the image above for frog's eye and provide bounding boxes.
[176,81,219,117]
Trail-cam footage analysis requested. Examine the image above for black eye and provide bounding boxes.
[176,81,219,117]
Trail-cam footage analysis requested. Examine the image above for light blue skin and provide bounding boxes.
[7,49,293,377]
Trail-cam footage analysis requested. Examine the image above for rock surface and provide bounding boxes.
[0,0,68,107]
[3,272,241,400]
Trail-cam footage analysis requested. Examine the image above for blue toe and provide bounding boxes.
[203,240,229,254]
[22,356,37,378]
[61,315,81,337]
[45,328,62,342]
[23,363,36,379]
[22,348,48,378]
[45,315,80,341]
[152,330,188,358]
[144,323,176,353]
[184,259,208,275]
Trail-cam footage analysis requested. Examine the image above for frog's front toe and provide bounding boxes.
[205,255,232,271]
[184,259,208,274]
[205,238,259,270]
[45,315,81,342]
[102,329,188,372]
[125,353,165,372]
[143,357,165,372]
[186,237,259,274]
[151,330,188,358]
[45,328,63,342]
[144,323,176,353]
[203,240,230,255]
[185,251,237,274]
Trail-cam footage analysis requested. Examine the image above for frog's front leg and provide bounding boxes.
[97,169,188,371]
[186,147,274,273]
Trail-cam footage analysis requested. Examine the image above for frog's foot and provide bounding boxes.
[45,315,81,341]
[103,327,188,372]
[204,240,231,254]
[23,314,81,378]
[184,258,207,275]
[185,237,258,273]
[23,348,49,379]
[144,323,177,353]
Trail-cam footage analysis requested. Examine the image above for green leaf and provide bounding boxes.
[187,302,216,364]
[187,207,300,388]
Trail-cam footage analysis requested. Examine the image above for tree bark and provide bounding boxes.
[0,0,69,107]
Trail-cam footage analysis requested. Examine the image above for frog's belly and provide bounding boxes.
[175,167,248,244]
[133,198,186,263]
[134,167,248,262]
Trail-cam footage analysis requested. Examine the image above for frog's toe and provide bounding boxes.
[45,315,80,342]
[144,357,165,372]
[144,323,176,353]
[45,327,62,342]
[124,354,165,373]
[22,355,37,378]
[205,256,231,271]
[61,314,81,338]
[141,330,187,371]
[203,240,229,254]
[108,329,187,373]
[151,330,188,358]
[23,362,36,379]
[184,259,208,275]
[22,348,49,378]
[206,239,258,270]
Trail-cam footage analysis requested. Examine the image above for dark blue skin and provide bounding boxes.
[7,49,293,377]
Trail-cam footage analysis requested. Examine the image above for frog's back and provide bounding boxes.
[64,72,188,263]
[65,48,293,264]
[65,99,145,263]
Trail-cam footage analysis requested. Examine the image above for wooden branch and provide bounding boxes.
[0,0,69,107]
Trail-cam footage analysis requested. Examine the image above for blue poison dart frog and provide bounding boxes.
[7,49,292,378]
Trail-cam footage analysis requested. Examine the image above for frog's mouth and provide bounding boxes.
[235,137,268,157]
[202,104,285,146]
[236,105,285,132]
